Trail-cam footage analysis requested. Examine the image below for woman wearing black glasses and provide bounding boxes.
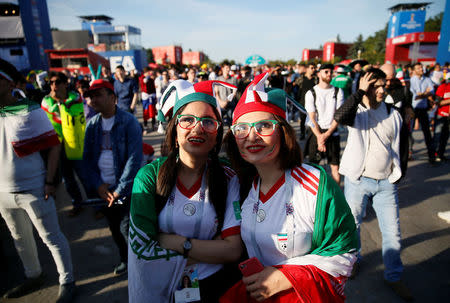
[128,80,243,302]
[221,72,358,303]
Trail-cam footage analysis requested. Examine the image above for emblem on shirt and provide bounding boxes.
[285,202,294,216]
[256,209,266,223]
[183,203,196,216]
[277,233,288,252]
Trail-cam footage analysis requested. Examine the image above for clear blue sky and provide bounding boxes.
[46,0,446,63]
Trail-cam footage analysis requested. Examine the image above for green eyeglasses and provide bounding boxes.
[230,120,279,139]
[176,114,221,133]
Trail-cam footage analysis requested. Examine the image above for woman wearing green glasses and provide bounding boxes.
[221,72,358,303]
[128,80,243,302]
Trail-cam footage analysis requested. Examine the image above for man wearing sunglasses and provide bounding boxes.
[41,72,86,217]
[304,63,344,185]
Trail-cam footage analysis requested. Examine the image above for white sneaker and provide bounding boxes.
[437,211,450,224]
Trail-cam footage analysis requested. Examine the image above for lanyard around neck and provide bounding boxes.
[250,170,295,264]
[165,168,207,239]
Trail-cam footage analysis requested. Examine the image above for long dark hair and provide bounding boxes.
[224,115,302,201]
[155,104,227,233]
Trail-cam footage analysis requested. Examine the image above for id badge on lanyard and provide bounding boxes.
[174,264,201,303]
[250,171,296,264]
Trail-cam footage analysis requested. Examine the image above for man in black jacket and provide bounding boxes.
[381,63,415,178]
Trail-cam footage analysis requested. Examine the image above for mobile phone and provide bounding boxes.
[239,257,264,277]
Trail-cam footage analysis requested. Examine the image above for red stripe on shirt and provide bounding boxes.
[294,167,318,191]
[299,166,320,183]
[11,130,60,157]
[176,174,202,199]
[291,172,317,195]
[221,226,241,239]
[259,173,285,203]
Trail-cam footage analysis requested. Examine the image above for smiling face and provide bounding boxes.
[176,101,219,159]
[234,111,281,167]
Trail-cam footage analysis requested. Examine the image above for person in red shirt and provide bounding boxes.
[138,68,157,133]
[434,74,450,161]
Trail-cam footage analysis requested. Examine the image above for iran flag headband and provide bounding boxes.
[157,79,237,124]
[232,72,306,124]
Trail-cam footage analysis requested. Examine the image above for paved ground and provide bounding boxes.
[0,115,449,302]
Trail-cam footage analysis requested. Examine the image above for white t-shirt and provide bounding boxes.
[0,118,45,192]
[98,116,116,185]
[241,165,319,267]
[158,167,241,279]
[305,85,344,131]
[362,103,394,180]
[240,164,357,278]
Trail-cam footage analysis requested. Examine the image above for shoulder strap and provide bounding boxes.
[309,87,317,109]
[333,86,339,100]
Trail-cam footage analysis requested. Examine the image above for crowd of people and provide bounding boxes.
[0,55,449,303]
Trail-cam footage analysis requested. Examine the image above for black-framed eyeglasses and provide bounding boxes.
[176,114,220,133]
[50,79,62,85]
[231,120,278,139]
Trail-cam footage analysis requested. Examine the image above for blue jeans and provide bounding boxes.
[344,176,403,282]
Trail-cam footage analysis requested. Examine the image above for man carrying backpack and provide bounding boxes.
[304,63,344,184]
[294,62,318,140]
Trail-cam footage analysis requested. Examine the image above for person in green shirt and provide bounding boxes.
[331,66,352,100]
[41,72,85,217]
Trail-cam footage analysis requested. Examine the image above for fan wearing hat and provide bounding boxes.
[331,65,352,100]
[128,80,243,302]
[82,79,143,276]
[221,72,358,303]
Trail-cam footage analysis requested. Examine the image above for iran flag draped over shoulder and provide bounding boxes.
[1,99,60,157]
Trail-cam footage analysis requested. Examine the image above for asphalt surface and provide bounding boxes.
[0,115,449,303]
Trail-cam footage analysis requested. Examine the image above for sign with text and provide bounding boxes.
[388,10,426,38]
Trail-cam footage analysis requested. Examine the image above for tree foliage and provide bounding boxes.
[146,48,155,63]
[425,12,443,32]
[347,34,365,60]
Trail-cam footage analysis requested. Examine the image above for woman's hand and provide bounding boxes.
[242,266,292,301]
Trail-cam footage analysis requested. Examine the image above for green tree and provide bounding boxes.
[336,34,341,43]
[286,59,297,66]
[425,12,443,32]
[146,48,155,63]
[200,54,215,66]
[361,23,387,64]
[347,34,364,59]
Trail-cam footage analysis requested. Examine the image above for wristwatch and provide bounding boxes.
[183,238,192,258]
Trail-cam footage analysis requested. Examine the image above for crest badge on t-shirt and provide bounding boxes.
[277,233,288,252]
[183,203,196,216]
[256,209,266,223]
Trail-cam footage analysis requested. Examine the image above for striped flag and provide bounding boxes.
[1,99,60,157]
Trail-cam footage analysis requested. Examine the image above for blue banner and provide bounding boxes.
[97,49,147,71]
[388,10,426,39]
[436,0,450,65]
